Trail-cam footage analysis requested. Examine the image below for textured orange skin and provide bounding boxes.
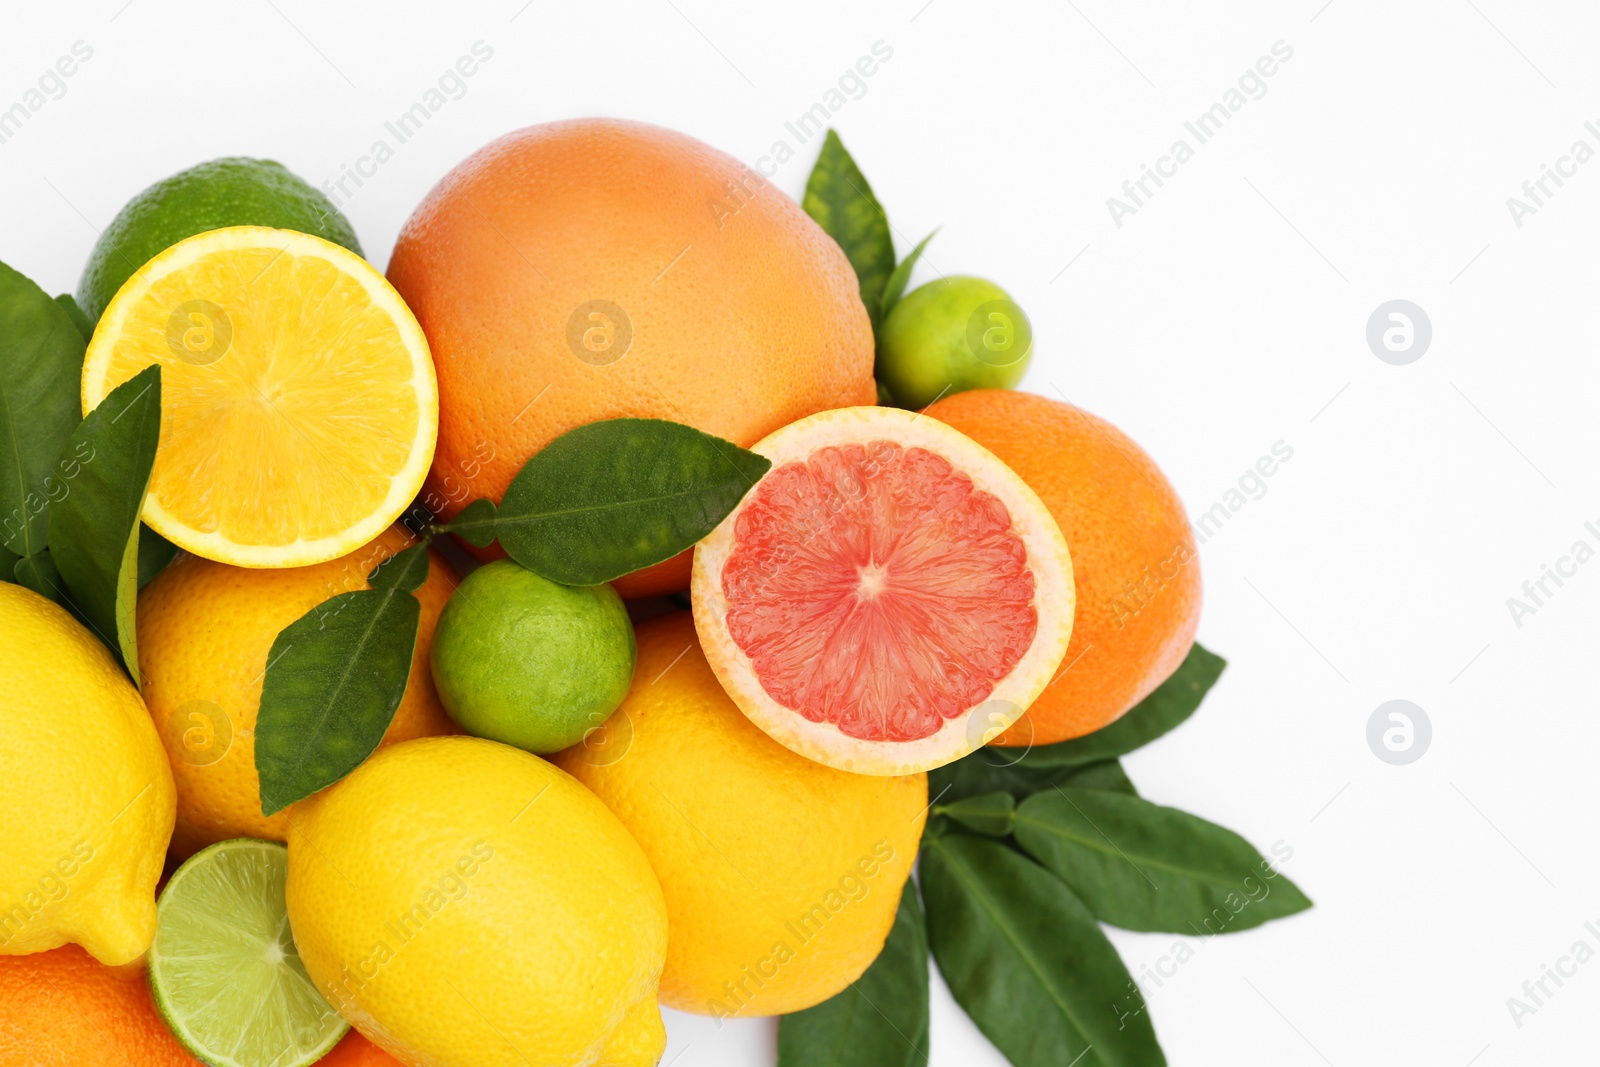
[0,946,201,1067]
[0,952,401,1067]
[136,526,459,859]
[319,1028,406,1066]
[926,391,1201,745]
[386,118,877,597]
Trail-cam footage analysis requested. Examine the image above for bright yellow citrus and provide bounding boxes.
[81,226,437,569]
[137,526,458,860]
[286,736,668,1067]
[0,584,175,966]
[553,613,927,1017]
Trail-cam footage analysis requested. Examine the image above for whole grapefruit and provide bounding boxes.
[926,390,1201,745]
[387,118,877,597]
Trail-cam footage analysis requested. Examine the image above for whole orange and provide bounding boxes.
[0,945,200,1066]
[926,390,1201,745]
[554,614,926,1017]
[136,526,458,858]
[386,118,876,597]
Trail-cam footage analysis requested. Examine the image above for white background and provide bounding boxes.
[4,1,1599,1064]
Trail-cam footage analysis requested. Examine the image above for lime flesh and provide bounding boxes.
[149,839,348,1067]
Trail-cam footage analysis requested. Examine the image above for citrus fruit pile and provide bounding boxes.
[0,119,1306,1067]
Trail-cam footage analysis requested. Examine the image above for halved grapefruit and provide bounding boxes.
[691,406,1074,775]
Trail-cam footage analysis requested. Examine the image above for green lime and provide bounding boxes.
[430,559,637,754]
[149,838,347,1067]
[876,275,1033,409]
[77,157,361,322]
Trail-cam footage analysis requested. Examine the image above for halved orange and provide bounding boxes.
[691,406,1075,775]
[82,226,437,568]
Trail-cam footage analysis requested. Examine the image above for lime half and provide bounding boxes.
[150,839,348,1067]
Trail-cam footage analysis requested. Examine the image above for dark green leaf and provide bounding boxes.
[935,791,1015,836]
[440,497,497,548]
[54,293,94,343]
[1014,643,1226,769]
[0,541,19,585]
[929,752,1137,806]
[879,229,937,320]
[0,260,88,557]
[47,365,161,680]
[1013,788,1311,934]
[366,541,432,592]
[922,834,1164,1067]
[137,526,179,588]
[803,130,895,328]
[255,543,430,814]
[1059,759,1138,796]
[496,418,770,586]
[778,881,929,1067]
[14,550,63,604]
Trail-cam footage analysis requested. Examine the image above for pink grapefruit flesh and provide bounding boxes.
[692,406,1074,775]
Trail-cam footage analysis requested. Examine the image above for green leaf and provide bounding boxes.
[440,497,497,548]
[929,752,1137,806]
[879,229,937,320]
[366,543,431,593]
[935,791,1016,836]
[255,543,431,815]
[1013,788,1311,934]
[14,550,63,604]
[1058,759,1138,796]
[0,260,88,558]
[803,130,896,328]
[47,364,162,680]
[54,293,94,343]
[778,882,929,1067]
[496,418,770,586]
[922,833,1164,1067]
[136,526,179,588]
[0,541,19,585]
[1014,643,1226,770]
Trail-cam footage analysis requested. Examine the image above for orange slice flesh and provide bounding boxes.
[81,227,437,568]
[692,406,1074,775]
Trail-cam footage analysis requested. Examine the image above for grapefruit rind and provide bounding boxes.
[81,226,438,569]
[692,406,1074,775]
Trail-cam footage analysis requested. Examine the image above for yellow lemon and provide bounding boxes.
[81,226,437,569]
[553,613,927,1017]
[136,525,458,860]
[0,584,175,965]
[285,736,667,1067]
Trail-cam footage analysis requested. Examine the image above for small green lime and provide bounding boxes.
[149,838,348,1067]
[430,559,637,753]
[77,157,361,322]
[876,275,1033,409]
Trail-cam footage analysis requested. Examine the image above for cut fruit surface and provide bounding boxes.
[82,226,437,568]
[692,406,1074,774]
[149,838,347,1067]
